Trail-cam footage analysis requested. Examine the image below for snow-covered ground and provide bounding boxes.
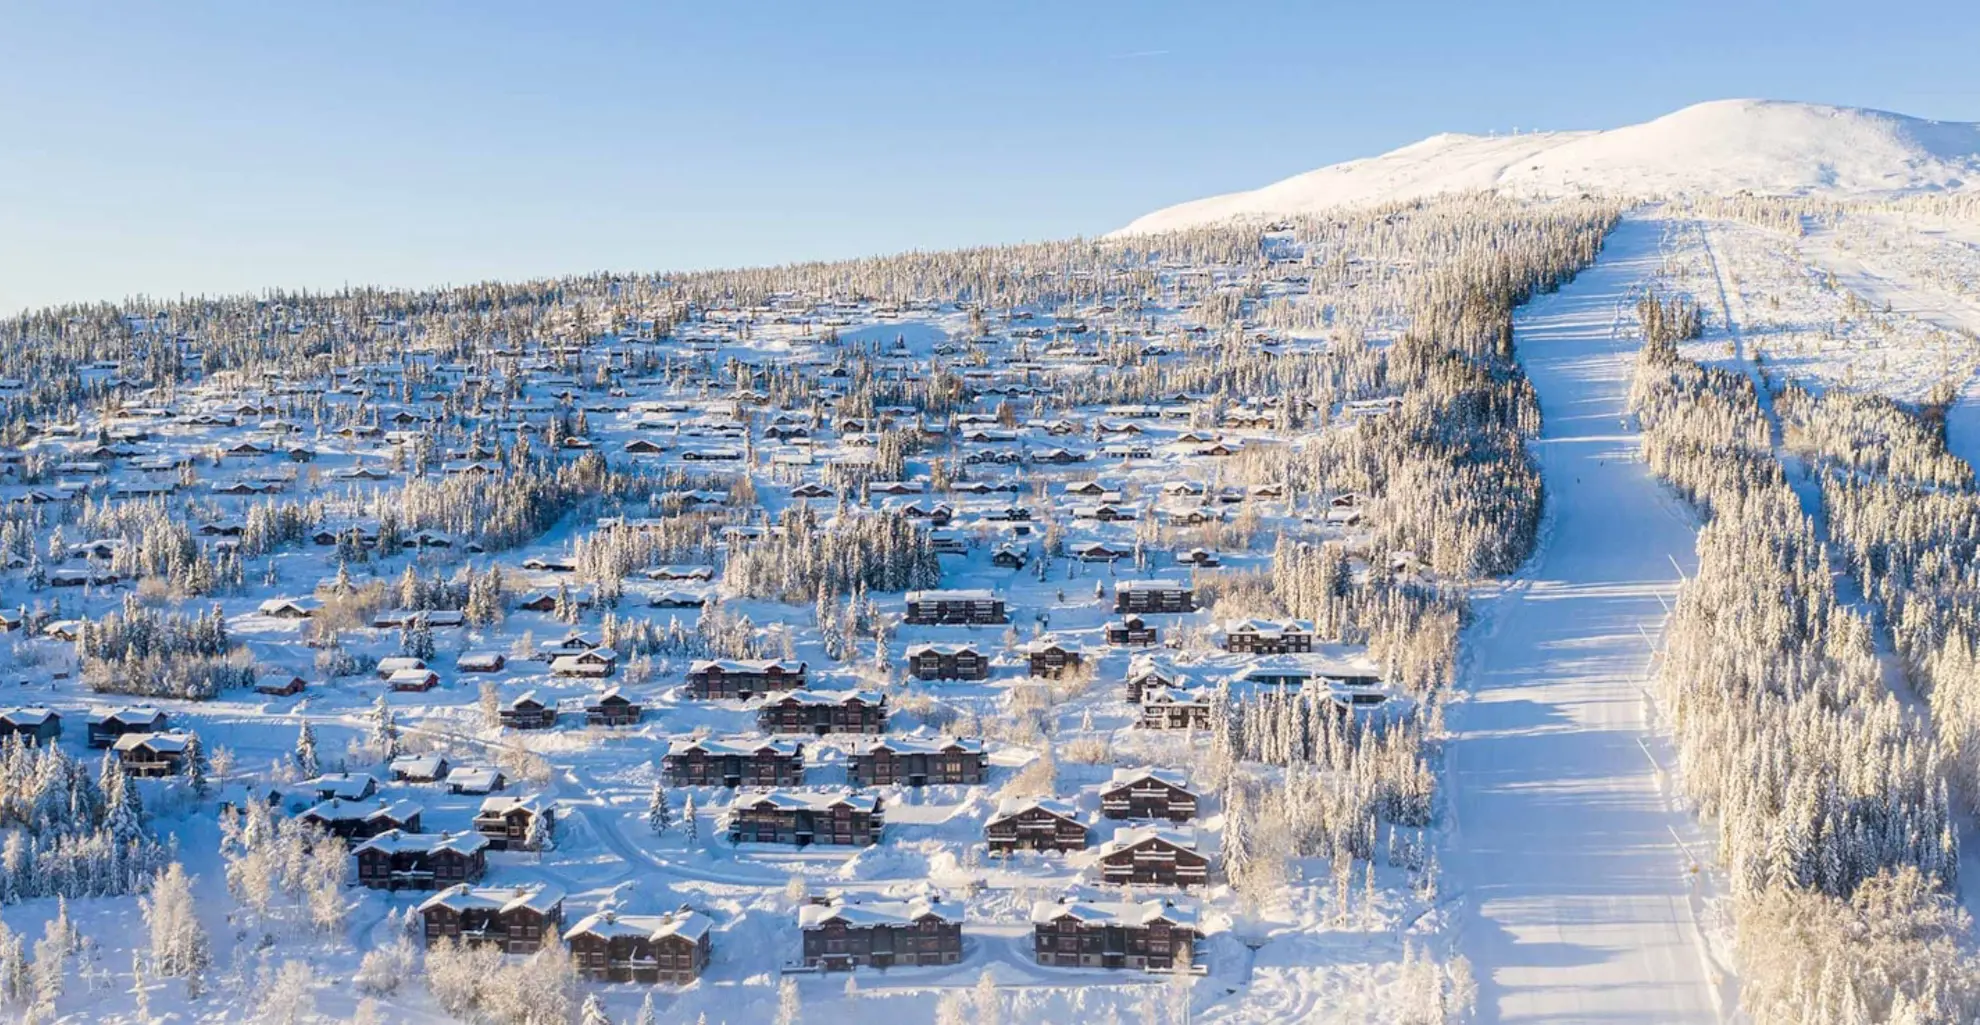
[1116,100,1980,236]
[1442,217,1729,1024]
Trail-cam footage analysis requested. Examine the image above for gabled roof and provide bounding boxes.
[1029,898,1198,928]
[797,898,959,929]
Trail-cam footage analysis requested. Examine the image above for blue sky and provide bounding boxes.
[3,1,1976,312]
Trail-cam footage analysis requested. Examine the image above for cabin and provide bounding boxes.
[756,689,887,736]
[685,659,808,700]
[499,692,558,730]
[1097,827,1209,887]
[1071,541,1131,563]
[389,668,442,692]
[1101,768,1199,822]
[990,545,1028,569]
[255,672,307,697]
[798,898,962,970]
[565,908,713,984]
[726,791,882,847]
[474,795,553,851]
[390,753,451,783]
[0,707,61,745]
[1138,686,1214,730]
[1114,580,1195,615]
[986,797,1088,853]
[663,737,805,787]
[1023,639,1084,680]
[352,830,489,891]
[903,589,1007,625]
[1029,898,1200,970]
[113,732,192,777]
[455,652,507,673]
[848,736,986,786]
[550,646,618,678]
[584,687,641,726]
[1220,619,1315,655]
[904,643,990,681]
[256,597,317,619]
[420,883,565,955]
[299,798,423,839]
[87,707,167,747]
[302,772,377,802]
[446,766,507,795]
[1105,616,1159,647]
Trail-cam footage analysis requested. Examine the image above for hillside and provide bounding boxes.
[1116,99,1980,235]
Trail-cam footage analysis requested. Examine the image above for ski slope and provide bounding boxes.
[1442,217,1726,1023]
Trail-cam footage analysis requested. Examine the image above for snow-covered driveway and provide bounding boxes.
[1443,216,1724,1023]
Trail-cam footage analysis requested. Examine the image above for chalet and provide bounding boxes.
[299,798,423,839]
[352,830,489,891]
[1221,619,1315,655]
[1105,616,1159,647]
[903,589,1006,625]
[1101,768,1199,822]
[112,732,191,777]
[499,692,558,730]
[685,658,808,700]
[566,908,713,984]
[390,753,451,783]
[848,736,986,786]
[0,707,61,745]
[1097,827,1209,887]
[455,652,507,673]
[377,656,429,677]
[87,707,167,747]
[389,668,442,692]
[986,797,1089,853]
[727,791,882,847]
[255,672,307,696]
[537,633,605,660]
[756,689,887,736]
[1023,639,1084,680]
[904,642,990,681]
[798,898,962,971]
[1071,541,1131,563]
[420,883,565,955]
[1115,580,1195,614]
[1029,898,1200,970]
[303,772,378,802]
[474,794,553,851]
[584,687,641,726]
[256,597,317,619]
[790,482,834,499]
[549,646,617,678]
[446,766,506,795]
[1138,686,1214,730]
[990,544,1028,569]
[1174,548,1221,568]
[521,557,576,573]
[663,737,805,787]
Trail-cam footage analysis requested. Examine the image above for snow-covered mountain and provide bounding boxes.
[1115,99,1980,235]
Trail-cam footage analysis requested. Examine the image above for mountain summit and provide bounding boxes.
[1115,99,1980,235]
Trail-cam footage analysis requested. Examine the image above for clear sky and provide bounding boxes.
[4,1,1977,312]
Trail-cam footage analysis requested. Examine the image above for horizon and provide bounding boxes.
[5,0,1979,312]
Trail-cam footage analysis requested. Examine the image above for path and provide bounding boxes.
[1443,215,1724,1024]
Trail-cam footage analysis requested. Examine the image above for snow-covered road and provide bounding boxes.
[1443,217,1725,1024]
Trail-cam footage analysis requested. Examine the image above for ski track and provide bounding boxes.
[1443,216,1723,1024]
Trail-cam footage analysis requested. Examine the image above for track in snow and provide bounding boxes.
[1442,216,1725,1024]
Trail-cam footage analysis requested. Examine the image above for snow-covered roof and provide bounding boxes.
[564,908,711,943]
[1029,898,1198,929]
[354,830,489,856]
[419,882,563,916]
[797,898,959,929]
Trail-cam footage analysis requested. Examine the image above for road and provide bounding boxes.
[1442,216,1725,1024]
